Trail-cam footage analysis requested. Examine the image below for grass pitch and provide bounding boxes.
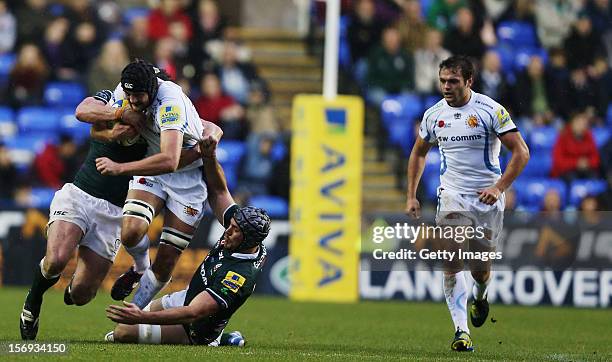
[0,287,609,361]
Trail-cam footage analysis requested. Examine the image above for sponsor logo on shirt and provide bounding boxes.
[222,271,246,293]
[159,105,182,126]
[439,135,483,142]
[496,107,511,127]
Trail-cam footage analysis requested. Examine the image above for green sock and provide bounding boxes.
[24,261,60,316]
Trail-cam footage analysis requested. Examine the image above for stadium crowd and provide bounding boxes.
[0,0,289,214]
[317,0,612,212]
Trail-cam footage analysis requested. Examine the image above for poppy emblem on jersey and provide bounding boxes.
[184,206,199,217]
[222,271,246,293]
[466,115,478,128]
[138,177,153,187]
[438,120,445,128]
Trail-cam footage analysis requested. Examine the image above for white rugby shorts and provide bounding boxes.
[435,187,505,246]
[129,169,208,227]
[48,183,122,261]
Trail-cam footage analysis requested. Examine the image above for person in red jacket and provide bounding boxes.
[147,0,193,41]
[551,112,600,180]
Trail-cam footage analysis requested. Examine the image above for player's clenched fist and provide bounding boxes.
[96,157,122,175]
[405,198,421,219]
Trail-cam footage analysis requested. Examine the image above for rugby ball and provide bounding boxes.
[111,99,141,146]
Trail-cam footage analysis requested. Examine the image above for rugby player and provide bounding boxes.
[405,55,529,351]
[81,59,219,309]
[104,135,270,347]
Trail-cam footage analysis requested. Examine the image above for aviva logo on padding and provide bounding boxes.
[325,108,346,134]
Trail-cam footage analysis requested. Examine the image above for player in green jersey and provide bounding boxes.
[104,135,270,346]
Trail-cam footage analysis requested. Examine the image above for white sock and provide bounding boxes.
[472,275,491,301]
[125,236,150,273]
[132,268,169,309]
[443,271,469,333]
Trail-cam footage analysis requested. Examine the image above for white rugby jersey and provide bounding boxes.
[419,90,517,193]
[113,79,204,171]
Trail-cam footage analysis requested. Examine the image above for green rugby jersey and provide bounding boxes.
[73,139,147,207]
[183,239,267,344]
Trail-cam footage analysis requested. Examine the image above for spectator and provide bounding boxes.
[347,0,384,65]
[33,135,79,189]
[42,17,79,80]
[564,13,603,71]
[427,0,467,31]
[238,134,276,195]
[546,48,572,119]
[217,41,261,104]
[189,0,226,79]
[246,80,280,136]
[536,0,581,48]
[512,55,554,123]
[72,21,100,73]
[8,43,49,107]
[366,27,414,105]
[0,0,16,54]
[62,0,108,40]
[474,50,510,103]
[0,141,17,200]
[396,0,430,54]
[14,0,49,46]
[87,39,130,93]
[153,36,179,80]
[585,0,612,35]
[147,0,193,42]
[541,188,562,213]
[124,15,154,61]
[443,7,485,60]
[194,72,244,139]
[588,55,612,117]
[498,0,537,25]
[414,28,451,95]
[552,113,601,180]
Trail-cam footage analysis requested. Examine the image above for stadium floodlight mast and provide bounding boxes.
[323,0,340,100]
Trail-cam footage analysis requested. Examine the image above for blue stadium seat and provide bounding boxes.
[569,179,607,206]
[422,148,441,201]
[606,103,612,126]
[513,177,567,209]
[497,21,538,48]
[420,0,434,16]
[339,15,351,69]
[0,53,16,81]
[44,82,86,108]
[0,106,16,138]
[529,126,558,151]
[521,153,551,177]
[30,187,57,208]
[423,94,440,110]
[123,7,151,25]
[592,126,611,148]
[492,45,515,75]
[387,120,415,156]
[514,47,548,72]
[216,140,246,165]
[4,134,52,170]
[271,140,287,162]
[249,195,288,219]
[381,94,423,129]
[17,107,61,134]
[58,109,90,142]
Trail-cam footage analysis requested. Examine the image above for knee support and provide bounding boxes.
[137,324,161,344]
[123,199,155,225]
[159,227,192,251]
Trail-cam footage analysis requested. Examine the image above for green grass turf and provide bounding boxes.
[0,287,609,361]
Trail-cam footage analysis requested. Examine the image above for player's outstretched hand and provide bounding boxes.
[106,301,143,325]
[199,135,218,159]
[96,157,122,175]
[477,186,501,205]
[121,108,146,132]
[405,198,421,219]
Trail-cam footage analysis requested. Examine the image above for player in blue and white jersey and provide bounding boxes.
[405,55,530,351]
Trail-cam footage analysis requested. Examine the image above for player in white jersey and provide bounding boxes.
[405,56,530,351]
[83,60,221,309]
